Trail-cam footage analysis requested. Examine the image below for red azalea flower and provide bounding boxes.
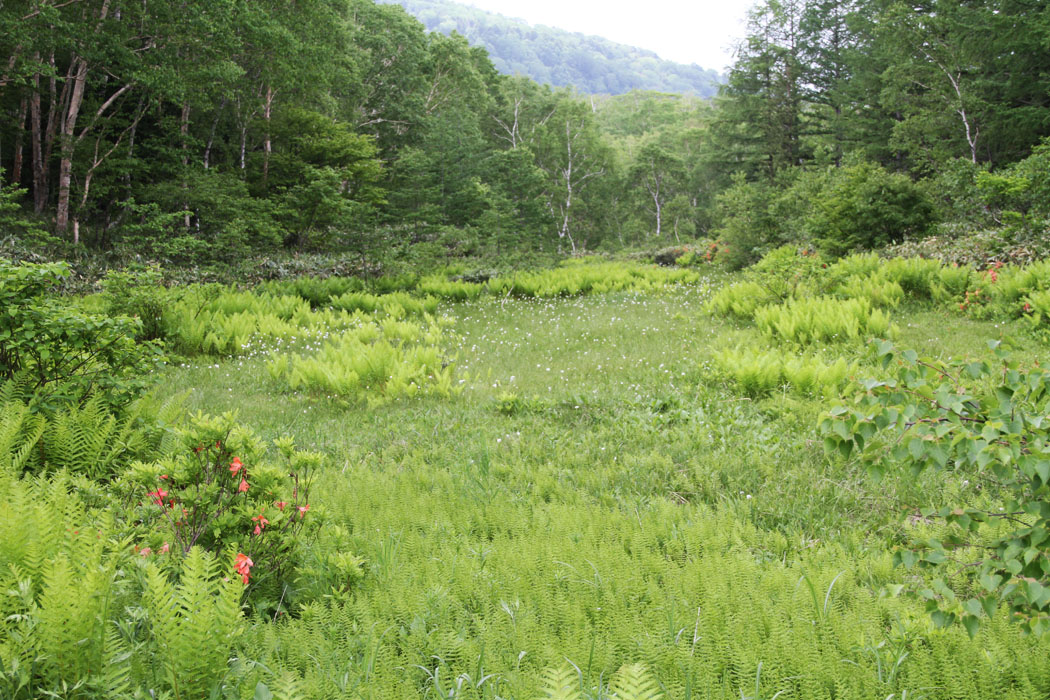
[229,457,243,475]
[298,504,310,518]
[234,553,254,584]
[275,501,287,511]
[158,474,169,480]
[160,542,170,554]
[251,514,269,535]
[239,478,250,493]
[148,488,168,506]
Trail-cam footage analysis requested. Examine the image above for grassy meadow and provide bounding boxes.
[4,255,1050,699]
[158,273,1049,698]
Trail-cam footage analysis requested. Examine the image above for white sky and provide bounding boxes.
[457,0,756,72]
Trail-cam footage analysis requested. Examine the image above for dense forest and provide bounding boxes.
[379,0,722,96]
[1,0,1050,271]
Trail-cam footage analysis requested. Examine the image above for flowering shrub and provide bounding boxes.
[122,412,321,604]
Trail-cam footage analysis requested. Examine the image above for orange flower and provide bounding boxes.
[238,478,249,493]
[275,501,287,511]
[229,457,243,475]
[234,553,254,584]
[252,513,269,535]
[147,488,168,506]
[298,504,310,518]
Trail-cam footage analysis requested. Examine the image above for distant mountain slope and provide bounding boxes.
[379,0,722,96]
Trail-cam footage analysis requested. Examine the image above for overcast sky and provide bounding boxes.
[456,0,756,71]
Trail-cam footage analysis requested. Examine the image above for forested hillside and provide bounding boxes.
[378,0,722,96]
[1,0,1050,272]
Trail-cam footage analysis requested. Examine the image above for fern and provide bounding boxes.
[144,547,245,700]
[609,664,664,700]
[0,400,45,473]
[537,665,582,700]
[87,626,135,700]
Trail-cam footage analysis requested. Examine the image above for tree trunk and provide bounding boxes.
[181,101,191,229]
[30,65,46,212]
[203,98,226,170]
[12,98,27,185]
[262,84,273,189]
[55,56,88,237]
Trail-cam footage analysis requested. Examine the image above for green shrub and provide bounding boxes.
[121,412,321,608]
[0,260,161,412]
[821,341,1050,637]
[808,161,937,257]
[713,174,786,270]
[100,264,171,341]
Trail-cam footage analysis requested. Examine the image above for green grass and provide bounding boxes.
[160,278,1050,699]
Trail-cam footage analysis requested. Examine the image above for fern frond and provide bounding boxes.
[609,664,663,700]
[537,665,582,700]
[269,671,309,700]
[90,626,134,699]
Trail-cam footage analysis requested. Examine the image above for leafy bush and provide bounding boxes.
[755,296,893,346]
[100,264,172,341]
[821,341,1050,637]
[0,260,161,412]
[808,161,937,257]
[712,174,786,270]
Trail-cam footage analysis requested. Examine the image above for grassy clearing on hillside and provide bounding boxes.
[160,280,1050,699]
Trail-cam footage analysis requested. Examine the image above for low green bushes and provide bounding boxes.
[489,260,699,298]
[708,281,778,320]
[713,347,858,398]
[267,315,456,402]
[755,296,893,346]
